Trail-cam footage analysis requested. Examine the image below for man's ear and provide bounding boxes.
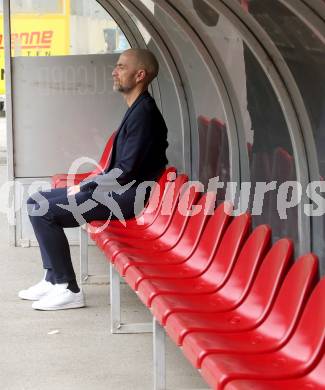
[136,69,146,83]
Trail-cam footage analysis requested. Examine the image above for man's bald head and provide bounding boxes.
[122,48,159,85]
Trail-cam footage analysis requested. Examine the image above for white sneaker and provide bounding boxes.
[32,283,85,311]
[18,279,55,301]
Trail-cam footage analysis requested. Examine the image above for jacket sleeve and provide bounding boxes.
[80,107,154,192]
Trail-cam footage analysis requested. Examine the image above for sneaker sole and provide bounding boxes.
[18,287,56,301]
[19,295,39,301]
[18,293,49,301]
[32,301,86,311]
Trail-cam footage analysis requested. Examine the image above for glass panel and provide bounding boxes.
[176,0,298,243]
[155,2,229,193]
[243,0,325,270]
[139,0,155,15]
[121,3,152,44]
[9,0,130,57]
[243,43,297,243]
[244,0,325,176]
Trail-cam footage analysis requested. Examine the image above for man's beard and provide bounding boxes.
[113,80,133,93]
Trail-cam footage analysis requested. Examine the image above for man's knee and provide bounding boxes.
[27,193,37,205]
[27,191,51,216]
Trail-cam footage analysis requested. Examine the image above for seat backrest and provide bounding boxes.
[170,196,231,260]
[202,213,252,286]
[217,225,271,304]
[260,254,318,340]
[142,174,188,236]
[88,169,176,232]
[160,174,188,216]
[272,147,294,182]
[239,238,293,321]
[142,167,177,217]
[96,131,117,172]
[307,347,325,385]
[139,169,181,227]
[284,277,325,364]
[157,183,203,246]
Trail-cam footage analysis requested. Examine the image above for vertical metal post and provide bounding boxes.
[153,318,166,390]
[4,0,16,245]
[110,263,121,333]
[109,263,152,333]
[108,262,112,306]
[79,226,89,283]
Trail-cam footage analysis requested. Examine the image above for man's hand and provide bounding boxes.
[67,185,80,196]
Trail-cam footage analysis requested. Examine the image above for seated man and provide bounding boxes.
[19,48,169,311]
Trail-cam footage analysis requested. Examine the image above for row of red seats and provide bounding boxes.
[94,173,325,389]
[92,171,325,389]
[52,141,325,389]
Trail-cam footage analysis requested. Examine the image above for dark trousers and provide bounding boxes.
[27,186,138,284]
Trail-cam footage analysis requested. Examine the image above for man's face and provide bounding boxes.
[112,53,139,93]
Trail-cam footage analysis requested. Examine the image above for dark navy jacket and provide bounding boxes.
[80,91,168,192]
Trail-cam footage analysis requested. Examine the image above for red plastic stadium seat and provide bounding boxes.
[138,213,251,309]
[92,166,177,233]
[224,351,325,390]
[181,254,318,368]
[89,170,183,245]
[155,225,270,330]
[165,238,292,346]
[124,196,230,289]
[102,174,188,262]
[141,224,270,324]
[200,277,325,389]
[114,194,227,277]
[94,176,196,251]
[92,174,194,253]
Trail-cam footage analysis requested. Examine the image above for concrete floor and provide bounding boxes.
[0,164,207,390]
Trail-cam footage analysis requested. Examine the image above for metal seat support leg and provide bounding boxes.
[110,263,152,334]
[79,226,89,283]
[153,318,166,390]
